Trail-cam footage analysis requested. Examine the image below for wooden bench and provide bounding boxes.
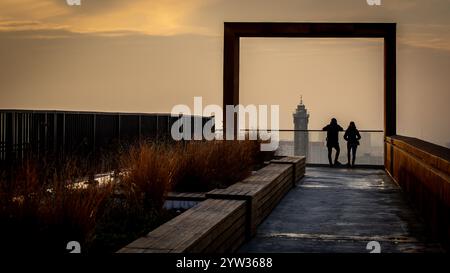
[206,163,293,237]
[118,199,246,253]
[118,156,306,253]
[270,156,306,186]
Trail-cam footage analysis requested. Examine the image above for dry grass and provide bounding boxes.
[118,139,261,193]
[120,142,178,208]
[173,140,260,192]
[0,139,264,253]
[0,161,112,252]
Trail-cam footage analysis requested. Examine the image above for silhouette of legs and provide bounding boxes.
[334,145,340,165]
[352,146,357,167]
[327,146,333,166]
[347,145,351,167]
[327,143,341,167]
[347,143,358,167]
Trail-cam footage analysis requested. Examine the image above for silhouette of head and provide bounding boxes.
[330,118,337,125]
[348,121,356,130]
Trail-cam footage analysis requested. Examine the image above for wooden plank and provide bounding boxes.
[228,234,246,253]
[271,156,306,185]
[116,247,149,253]
[253,174,291,209]
[122,199,245,252]
[201,213,246,253]
[172,199,244,251]
[212,223,246,253]
[166,192,207,201]
[171,200,245,252]
[271,156,305,164]
[154,206,230,251]
[187,203,246,252]
[257,177,292,221]
[256,174,291,212]
[120,160,300,254]
[255,174,291,207]
[257,182,291,222]
[206,163,293,238]
[243,164,292,183]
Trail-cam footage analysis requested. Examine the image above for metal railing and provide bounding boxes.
[274,129,384,166]
[0,110,212,164]
[220,129,384,167]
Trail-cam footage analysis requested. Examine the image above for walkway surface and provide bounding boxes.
[239,167,442,253]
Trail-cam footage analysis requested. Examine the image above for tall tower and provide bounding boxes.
[293,96,309,156]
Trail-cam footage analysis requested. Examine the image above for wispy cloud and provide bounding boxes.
[0,0,450,51]
[0,19,69,32]
[398,24,450,52]
[0,0,213,36]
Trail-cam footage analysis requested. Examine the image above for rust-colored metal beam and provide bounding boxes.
[223,22,397,137]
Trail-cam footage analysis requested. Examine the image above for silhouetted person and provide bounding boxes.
[344,121,361,168]
[323,118,343,167]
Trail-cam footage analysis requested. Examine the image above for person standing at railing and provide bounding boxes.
[344,121,361,168]
[323,118,344,167]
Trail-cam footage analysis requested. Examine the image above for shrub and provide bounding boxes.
[120,142,177,209]
[0,139,264,253]
[88,142,178,252]
[0,161,112,253]
[173,140,260,192]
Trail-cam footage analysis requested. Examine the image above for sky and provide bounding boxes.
[240,38,383,130]
[0,0,449,147]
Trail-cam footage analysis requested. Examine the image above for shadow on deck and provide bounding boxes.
[239,167,443,253]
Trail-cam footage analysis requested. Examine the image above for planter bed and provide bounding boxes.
[118,156,306,253]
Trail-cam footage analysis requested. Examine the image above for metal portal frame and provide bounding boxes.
[223,22,396,136]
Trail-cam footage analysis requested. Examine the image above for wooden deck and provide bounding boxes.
[239,167,443,253]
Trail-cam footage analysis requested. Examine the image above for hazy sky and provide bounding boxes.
[0,0,449,147]
[240,38,383,130]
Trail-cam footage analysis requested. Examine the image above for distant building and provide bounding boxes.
[293,97,309,156]
[309,141,327,163]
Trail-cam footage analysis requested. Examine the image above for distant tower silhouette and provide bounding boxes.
[293,96,309,156]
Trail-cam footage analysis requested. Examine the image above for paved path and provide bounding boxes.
[239,167,442,253]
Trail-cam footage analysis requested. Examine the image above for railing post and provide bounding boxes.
[118,114,121,143]
[53,113,57,155]
[156,115,159,140]
[139,115,142,142]
[93,113,96,156]
[62,112,66,157]
[5,112,13,166]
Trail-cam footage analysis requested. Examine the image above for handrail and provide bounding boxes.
[0,109,212,118]
[215,129,384,133]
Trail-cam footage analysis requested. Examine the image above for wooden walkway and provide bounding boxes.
[239,167,443,253]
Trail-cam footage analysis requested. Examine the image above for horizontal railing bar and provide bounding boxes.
[215,129,384,133]
[306,163,384,169]
[0,109,212,118]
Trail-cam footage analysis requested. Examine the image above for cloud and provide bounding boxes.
[0,0,212,36]
[0,19,69,32]
[398,24,450,52]
[0,0,69,20]
[0,0,450,51]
